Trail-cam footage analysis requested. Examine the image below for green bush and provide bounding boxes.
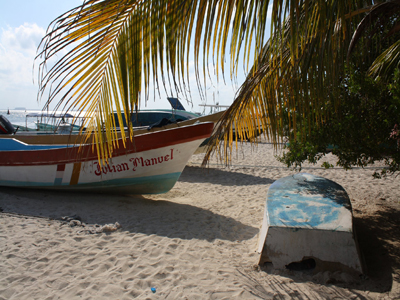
[277,69,400,178]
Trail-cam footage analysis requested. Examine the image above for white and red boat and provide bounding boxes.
[0,122,213,194]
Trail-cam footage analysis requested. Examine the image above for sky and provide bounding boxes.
[0,1,246,113]
[0,0,81,110]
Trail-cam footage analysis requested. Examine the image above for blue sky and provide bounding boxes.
[0,0,82,110]
[0,1,246,112]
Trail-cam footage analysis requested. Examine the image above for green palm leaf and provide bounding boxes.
[347,0,400,79]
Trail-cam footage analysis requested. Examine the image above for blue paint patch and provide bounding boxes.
[0,139,68,151]
[0,172,182,194]
[53,178,63,186]
[266,173,352,230]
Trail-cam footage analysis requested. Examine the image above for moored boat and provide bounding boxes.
[21,112,86,133]
[0,122,213,194]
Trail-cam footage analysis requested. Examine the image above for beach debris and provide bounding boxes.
[60,215,83,227]
[59,215,121,234]
[78,222,122,234]
[63,216,83,227]
[99,222,122,232]
[151,287,156,293]
[69,220,82,227]
[61,215,81,222]
[61,214,82,221]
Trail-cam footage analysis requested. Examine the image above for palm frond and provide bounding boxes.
[36,0,278,163]
[369,39,400,78]
[348,1,400,57]
[203,0,366,165]
[36,0,385,165]
[347,1,400,80]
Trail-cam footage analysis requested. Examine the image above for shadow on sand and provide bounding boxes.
[353,205,400,293]
[249,205,400,296]
[0,187,259,243]
[179,165,275,186]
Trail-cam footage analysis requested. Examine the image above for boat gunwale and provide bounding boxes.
[0,122,214,166]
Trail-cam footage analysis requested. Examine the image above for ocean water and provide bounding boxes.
[0,109,81,130]
[0,109,41,128]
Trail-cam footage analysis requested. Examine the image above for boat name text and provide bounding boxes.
[94,149,174,176]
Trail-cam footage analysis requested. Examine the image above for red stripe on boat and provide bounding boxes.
[0,123,213,166]
[57,164,66,171]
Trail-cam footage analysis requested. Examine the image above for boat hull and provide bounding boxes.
[0,123,213,194]
[257,173,363,274]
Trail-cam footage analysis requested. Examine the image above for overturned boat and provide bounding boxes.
[258,173,364,274]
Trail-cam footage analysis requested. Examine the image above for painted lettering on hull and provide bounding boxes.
[94,162,129,176]
[94,149,174,176]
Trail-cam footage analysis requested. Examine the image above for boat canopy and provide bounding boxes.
[25,113,75,118]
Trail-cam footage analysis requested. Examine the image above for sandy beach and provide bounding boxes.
[1,139,399,299]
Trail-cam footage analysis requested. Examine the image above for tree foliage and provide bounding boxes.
[35,0,400,166]
[278,68,400,177]
[277,2,400,177]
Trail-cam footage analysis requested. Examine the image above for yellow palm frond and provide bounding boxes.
[36,0,391,165]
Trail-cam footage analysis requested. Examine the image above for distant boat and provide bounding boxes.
[18,112,85,133]
[15,97,198,133]
[114,108,200,129]
[0,122,213,194]
[113,97,200,129]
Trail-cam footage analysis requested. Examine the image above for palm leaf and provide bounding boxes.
[35,0,382,165]
[203,0,368,165]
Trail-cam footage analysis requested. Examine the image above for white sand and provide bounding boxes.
[1,139,399,299]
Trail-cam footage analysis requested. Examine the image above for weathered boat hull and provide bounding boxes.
[0,122,213,194]
[258,173,363,274]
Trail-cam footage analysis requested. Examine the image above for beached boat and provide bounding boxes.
[0,111,225,145]
[0,122,213,194]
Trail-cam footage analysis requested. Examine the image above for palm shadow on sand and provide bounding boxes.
[0,187,259,243]
[179,165,275,186]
